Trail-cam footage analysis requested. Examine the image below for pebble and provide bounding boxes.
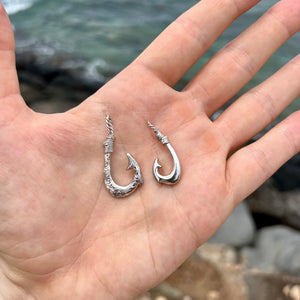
[283,284,300,300]
[206,290,220,300]
[155,297,167,300]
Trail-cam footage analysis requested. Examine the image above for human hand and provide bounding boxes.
[0,0,299,299]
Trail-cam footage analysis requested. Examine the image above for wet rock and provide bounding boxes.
[273,153,300,191]
[208,202,256,247]
[247,180,300,230]
[19,72,98,113]
[242,226,300,276]
[16,42,103,92]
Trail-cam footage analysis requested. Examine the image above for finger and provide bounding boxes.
[227,110,300,204]
[0,3,20,98]
[134,0,261,86]
[216,54,300,153]
[184,0,300,116]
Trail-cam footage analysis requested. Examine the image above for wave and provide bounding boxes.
[2,0,36,15]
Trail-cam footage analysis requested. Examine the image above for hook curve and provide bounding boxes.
[148,121,181,185]
[104,115,142,198]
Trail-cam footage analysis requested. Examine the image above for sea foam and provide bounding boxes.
[2,0,36,15]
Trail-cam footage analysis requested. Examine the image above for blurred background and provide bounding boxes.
[3,1,300,299]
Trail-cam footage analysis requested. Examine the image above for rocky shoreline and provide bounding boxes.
[16,41,300,300]
[15,31,104,113]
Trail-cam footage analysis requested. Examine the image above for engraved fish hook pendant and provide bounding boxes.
[104,115,142,198]
[148,122,181,185]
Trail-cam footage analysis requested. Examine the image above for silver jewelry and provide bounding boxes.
[104,115,142,198]
[148,121,181,185]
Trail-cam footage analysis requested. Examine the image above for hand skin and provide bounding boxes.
[0,0,299,299]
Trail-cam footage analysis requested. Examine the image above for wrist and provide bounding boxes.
[0,261,117,300]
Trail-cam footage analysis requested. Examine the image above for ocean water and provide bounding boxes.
[3,0,300,117]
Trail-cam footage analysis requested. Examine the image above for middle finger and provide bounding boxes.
[135,0,261,87]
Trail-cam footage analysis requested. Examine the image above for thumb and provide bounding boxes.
[0,3,20,98]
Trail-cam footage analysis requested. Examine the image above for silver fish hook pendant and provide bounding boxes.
[104,115,142,198]
[148,121,181,185]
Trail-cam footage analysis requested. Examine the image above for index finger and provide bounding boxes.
[135,0,261,87]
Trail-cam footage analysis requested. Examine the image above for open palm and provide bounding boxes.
[0,0,299,299]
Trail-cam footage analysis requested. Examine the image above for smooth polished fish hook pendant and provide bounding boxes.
[103,115,142,198]
[148,121,181,185]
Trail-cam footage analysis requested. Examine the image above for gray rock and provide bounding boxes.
[243,226,300,276]
[208,202,256,247]
[276,240,300,277]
